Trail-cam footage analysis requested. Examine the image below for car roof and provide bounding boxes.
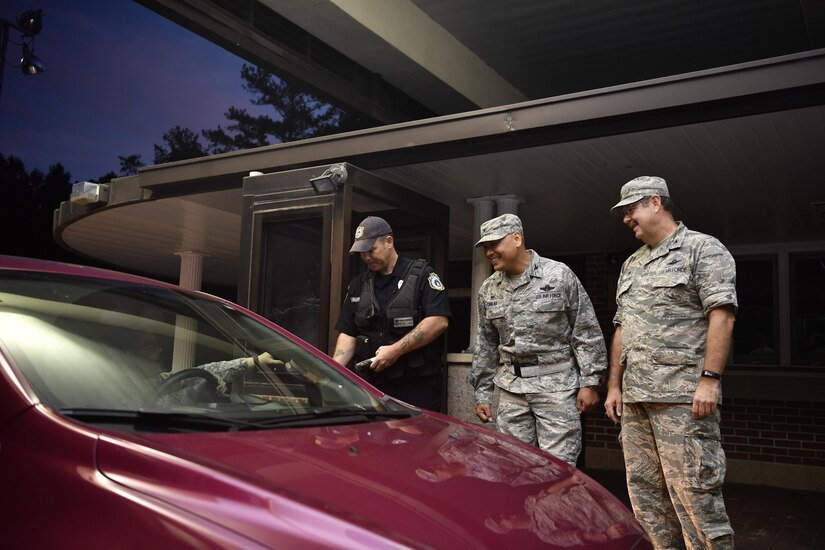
[0,255,176,289]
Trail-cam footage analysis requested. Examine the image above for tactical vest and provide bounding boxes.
[353,259,440,381]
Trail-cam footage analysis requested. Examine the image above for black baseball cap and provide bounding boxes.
[349,216,393,253]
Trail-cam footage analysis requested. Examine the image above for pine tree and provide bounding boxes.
[202,65,356,153]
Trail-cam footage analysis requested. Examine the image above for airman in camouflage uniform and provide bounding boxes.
[469,214,607,465]
[605,176,737,549]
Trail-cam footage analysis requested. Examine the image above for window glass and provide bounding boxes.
[0,270,406,434]
[732,256,778,365]
[261,215,324,347]
[791,253,825,366]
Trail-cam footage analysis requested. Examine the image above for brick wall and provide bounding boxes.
[582,252,622,457]
[583,398,825,468]
[584,253,609,312]
[719,398,825,468]
[583,408,621,452]
[583,253,617,344]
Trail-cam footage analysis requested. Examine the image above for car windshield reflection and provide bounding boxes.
[0,271,415,432]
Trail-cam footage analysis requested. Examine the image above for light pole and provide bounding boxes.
[0,8,45,107]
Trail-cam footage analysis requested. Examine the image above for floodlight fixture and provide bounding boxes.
[0,7,46,106]
[70,181,109,206]
[20,43,45,75]
[16,9,43,36]
[310,164,348,194]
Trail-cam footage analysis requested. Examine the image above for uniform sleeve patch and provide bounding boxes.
[428,273,445,291]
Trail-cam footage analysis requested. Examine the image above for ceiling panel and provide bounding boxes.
[61,192,242,286]
[412,0,815,99]
[377,105,825,257]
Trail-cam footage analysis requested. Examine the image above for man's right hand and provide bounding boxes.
[258,352,281,369]
[247,352,281,370]
[604,388,623,425]
[475,403,493,423]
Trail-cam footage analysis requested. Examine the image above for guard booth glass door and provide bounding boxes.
[238,163,449,355]
[260,213,328,348]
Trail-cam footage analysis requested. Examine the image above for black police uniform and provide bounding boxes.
[335,256,451,411]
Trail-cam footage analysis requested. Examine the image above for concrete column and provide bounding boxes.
[465,195,525,353]
[172,251,206,371]
[175,250,205,291]
[465,197,496,353]
[494,194,524,216]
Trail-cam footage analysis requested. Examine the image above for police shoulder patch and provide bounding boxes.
[428,273,445,291]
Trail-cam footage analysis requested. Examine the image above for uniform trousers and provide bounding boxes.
[376,373,442,412]
[496,387,581,465]
[620,402,734,550]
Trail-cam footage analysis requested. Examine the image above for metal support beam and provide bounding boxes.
[326,0,527,108]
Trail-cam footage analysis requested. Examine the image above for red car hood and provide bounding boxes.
[97,414,648,549]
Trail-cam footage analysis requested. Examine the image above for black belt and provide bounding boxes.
[505,356,569,378]
[510,355,538,377]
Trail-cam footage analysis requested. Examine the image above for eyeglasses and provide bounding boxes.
[620,196,651,217]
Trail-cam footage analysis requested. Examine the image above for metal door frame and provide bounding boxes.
[238,162,449,353]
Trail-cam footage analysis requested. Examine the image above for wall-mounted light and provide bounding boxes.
[310,164,348,194]
[70,181,109,206]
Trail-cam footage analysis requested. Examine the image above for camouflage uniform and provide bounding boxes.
[523,476,647,545]
[470,250,607,465]
[614,222,737,549]
[156,358,252,406]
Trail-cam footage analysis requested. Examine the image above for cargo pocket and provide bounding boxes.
[683,420,725,492]
[651,348,698,392]
[651,347,697,367]
[614,278,632,332]
[532,299,566,338]
[651,272,702,320]
[485,306,509,342]
[616,278,632,303]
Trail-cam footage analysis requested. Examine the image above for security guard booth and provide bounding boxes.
[237,162,449,356]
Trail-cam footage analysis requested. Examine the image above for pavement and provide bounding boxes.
[584,469,825,549]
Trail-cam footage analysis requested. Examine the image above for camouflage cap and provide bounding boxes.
[474,213,524,247]
[349,216,393,253]
[610,176,670,215]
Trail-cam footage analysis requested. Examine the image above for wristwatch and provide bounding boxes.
[700,370,721,380]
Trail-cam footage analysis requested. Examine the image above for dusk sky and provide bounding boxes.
[0,1,269,181]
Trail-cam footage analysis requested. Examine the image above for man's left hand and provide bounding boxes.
[371,345,401,372]
[576,387,600,413]
[692,378,720,419]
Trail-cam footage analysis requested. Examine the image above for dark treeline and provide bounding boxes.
[0,66,369,264]
[0,155,80,262]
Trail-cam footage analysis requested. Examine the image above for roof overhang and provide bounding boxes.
[54,50,825,286]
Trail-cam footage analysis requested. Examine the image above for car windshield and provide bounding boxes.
[0,270,413,432]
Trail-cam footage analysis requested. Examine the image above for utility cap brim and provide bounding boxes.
[474,213,523,247]
[610,176,669,215]
[349,216,393,253]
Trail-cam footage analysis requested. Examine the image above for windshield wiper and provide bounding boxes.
[60,407,418,432]
[59,408,268,433]
[251,406,419,428]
